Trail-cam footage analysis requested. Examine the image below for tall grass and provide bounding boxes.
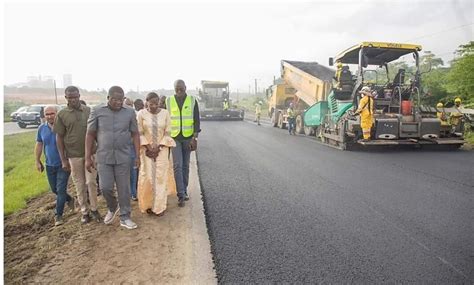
[4,132,49,215]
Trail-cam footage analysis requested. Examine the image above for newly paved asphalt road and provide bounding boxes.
[198,120,474,283]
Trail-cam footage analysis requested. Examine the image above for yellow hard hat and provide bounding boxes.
[454,97,461,104]
[436,102,443,108]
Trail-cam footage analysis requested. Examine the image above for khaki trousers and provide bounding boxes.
[69,157,98,215]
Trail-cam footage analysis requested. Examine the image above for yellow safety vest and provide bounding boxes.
[287,108,295,118]
[223,101,229,110]
[167,95,195,138]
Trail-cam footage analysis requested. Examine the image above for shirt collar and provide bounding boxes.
[66,104,85,112]
[106,103,126,111]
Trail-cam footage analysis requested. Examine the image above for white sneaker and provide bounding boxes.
[104,208,119,225]
[120,219,138,230]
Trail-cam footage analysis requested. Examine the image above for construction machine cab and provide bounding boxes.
[200,81,230,109]
[330,41,422,114]
[199,80,244,120]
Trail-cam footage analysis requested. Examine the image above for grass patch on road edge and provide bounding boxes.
[4,132,49,215]
[465,132,474,147]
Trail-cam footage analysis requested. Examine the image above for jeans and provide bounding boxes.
[45,165,72,217]
[172,138,191,200]
[130,156,138,198]
[288,118,296,134]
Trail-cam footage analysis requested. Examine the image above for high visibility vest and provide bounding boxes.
[166,95,195,138]
[223,101,229,110]
[287,108,295,118]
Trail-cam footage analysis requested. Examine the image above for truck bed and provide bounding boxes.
[281,60,335,106]
[282,60,335,82]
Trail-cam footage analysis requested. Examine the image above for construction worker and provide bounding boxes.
[436,102,449,126]
[223,98,229,111]
[255,101,262,125]
[287,103,296,135]
[166,79,201,207]
[354,86,374,141]
[450,97,463,134]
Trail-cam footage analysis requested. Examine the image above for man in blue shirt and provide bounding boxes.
[35,105,75,226]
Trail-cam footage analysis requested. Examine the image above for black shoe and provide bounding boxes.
[184,194,190,201]
[178,199,185,207]
[90,210,102,222]
[81,214,91,224]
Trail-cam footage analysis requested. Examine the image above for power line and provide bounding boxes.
[405,22,473,42]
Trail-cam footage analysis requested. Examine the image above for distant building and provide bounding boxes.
[63,74,72,88]
[26,75,55,88]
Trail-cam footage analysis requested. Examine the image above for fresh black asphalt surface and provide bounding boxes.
[197,120,474,283]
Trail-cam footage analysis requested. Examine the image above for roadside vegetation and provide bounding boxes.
[4,132,49,215]
[235,96,268,112]
[4,101,26,122]
[392,41,473,108]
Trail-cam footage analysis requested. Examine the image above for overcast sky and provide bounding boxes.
[3,0,473,92]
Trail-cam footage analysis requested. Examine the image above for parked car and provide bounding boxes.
[17,105,46,128]
[10,106,28,122]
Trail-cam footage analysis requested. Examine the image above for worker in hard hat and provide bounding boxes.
[223,98,229,111]
[354,86,374,141]
[436,102,449,126]
[287,102,296,135]
[450,97,464,134]
[255,101,262,126]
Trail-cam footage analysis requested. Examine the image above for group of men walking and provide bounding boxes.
[35,80,200,229]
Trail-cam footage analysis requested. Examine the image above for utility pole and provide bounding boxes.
[53,79,58,104]
[254,79,257,95]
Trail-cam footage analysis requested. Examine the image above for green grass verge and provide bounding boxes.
[4,132,49,215]
[465,131,474,146]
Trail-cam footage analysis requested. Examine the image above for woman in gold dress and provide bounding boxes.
[137,92,176,216]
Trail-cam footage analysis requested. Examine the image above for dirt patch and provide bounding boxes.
[4,159,216,284]
[4,186,100,283]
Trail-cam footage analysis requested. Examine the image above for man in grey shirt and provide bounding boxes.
[85,86,140,230]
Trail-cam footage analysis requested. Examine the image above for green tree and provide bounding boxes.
[421,68,450,105]
[420,51,444,70]
[445,41,474,106]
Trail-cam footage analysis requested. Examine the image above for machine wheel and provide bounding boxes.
[295,115,305,134]
[18,122,27,129]
[304,125,314,136]
[271,110,278,127]
[278,112,286,129]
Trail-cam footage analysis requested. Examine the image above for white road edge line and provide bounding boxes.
[189,151,218,284]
